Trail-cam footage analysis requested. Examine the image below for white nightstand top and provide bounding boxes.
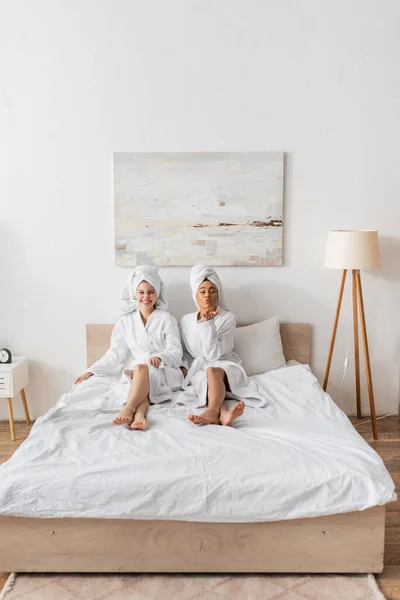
[0,357,29,399]
[0,356,30,440]
[0,357,27,372]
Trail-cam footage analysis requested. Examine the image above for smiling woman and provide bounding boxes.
[136,281,157,312]
[74,266,183,429]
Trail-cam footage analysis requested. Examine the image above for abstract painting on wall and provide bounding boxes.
[114,152,284,266]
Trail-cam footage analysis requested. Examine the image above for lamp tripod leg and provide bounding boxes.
[352,270,361,419]
[323,269,347,391]
[355,271,378,440]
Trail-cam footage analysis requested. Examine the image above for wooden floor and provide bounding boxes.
[350,416,400,600]
[0,418,399,598]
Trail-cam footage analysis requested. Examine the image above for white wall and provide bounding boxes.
[1,0,399,420]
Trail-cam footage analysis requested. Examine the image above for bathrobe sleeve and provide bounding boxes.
[181,343,192,370]
[155,314,183,368]
[179,318,192,370]
[87,318,129,376]
[197,312,236,362]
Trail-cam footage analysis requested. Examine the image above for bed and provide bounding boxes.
[0,323,395,573]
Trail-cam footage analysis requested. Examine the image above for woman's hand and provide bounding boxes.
[75,372,93,384]
[148,357,161,368]
[180,366,188,378]
[203,311,218,321]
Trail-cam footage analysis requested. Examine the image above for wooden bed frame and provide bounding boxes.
[0,322,387,573]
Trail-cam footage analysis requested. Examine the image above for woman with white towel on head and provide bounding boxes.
[75,266,183,429]
[179,264,262,426]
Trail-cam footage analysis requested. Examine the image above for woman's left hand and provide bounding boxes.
[148,357,161,368]
[203,310,218,321]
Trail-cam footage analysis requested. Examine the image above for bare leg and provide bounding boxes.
[131,397,150,430]
[113,364,150,425]
[220,401,245,426]
[189,367,225,425]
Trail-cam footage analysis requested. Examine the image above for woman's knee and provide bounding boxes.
[206,366,224,378]
[134,363,149,373]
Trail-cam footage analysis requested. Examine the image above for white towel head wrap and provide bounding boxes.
[120,266,168,315]
[190,264,227,310]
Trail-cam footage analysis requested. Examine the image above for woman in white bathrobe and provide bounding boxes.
[179,264,263,426]
[75,266,183,429]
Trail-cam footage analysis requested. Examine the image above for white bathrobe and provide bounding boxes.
[88,309,183,404]
[178,307,263,408]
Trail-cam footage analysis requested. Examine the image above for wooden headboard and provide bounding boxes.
[86,323,311,367]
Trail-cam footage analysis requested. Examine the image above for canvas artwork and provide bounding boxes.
[114,152,284,266]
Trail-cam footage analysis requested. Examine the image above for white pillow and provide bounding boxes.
[233,316,286,376]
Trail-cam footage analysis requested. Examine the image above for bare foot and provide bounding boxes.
[113,406,134,425]
[188,409,220,426]
[130,415,149,430]
[220,401,245,426]
[124,369,134,379]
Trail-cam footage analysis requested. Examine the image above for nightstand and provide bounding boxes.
[0,357,30,441]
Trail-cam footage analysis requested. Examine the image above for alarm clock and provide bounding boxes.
[0,348,12,364]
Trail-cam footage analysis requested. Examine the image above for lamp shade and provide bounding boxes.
[324,230,381,269]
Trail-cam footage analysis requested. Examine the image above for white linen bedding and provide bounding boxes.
[0,364,395,522]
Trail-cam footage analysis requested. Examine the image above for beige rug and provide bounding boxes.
[0,573,386,600]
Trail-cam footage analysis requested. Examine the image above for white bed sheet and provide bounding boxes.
[0,364,395,522]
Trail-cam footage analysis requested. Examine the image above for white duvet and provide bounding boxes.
[0,364,395,522]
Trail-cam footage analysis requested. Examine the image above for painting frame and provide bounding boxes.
[114,152,284,267]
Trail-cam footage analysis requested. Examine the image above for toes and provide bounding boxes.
[220,403,244,426]
[131,420,149,430]
[233,402,244,415]
[194,414,220,425]
[189,413,220,425]
[113,416,132,425]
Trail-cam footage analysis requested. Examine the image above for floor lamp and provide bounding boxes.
[323,230,381,440]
